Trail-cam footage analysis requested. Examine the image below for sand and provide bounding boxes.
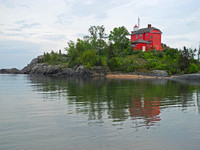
[106,74,169,79]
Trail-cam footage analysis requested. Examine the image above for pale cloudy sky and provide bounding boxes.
[0,0,200,69]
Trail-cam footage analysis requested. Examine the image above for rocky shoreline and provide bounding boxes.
[0,56,108,77]
[1,55,200,81]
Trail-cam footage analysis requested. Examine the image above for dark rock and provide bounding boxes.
[0,68,21,74]
[56,67,76,76]
[150,70,169,77]
[92,66,109,77]
[170,74,200,81]
[21,55,43,74]
[29,63,60,75]
[75,66,93,76]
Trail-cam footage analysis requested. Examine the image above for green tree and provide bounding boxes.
[88,25,107,55]
[179,46,196,73]
[189,63,198,73]
[76,38,91,54]
[81,49,97,66]
[109,26,130,56]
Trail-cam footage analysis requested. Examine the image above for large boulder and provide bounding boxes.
[55,67,76,76]
[29,63,60,75]
[21,55,43,74]
[92,66,109,77]
[0,68,21,74]
[75,65,93,76]
[150,70,169,77]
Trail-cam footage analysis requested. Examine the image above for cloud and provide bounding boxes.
[20,23,40,29]
[0,0,31,8]
[56,13,74,25]
[41,34,67,41]
[0,39,41,69]
[75,33,85,38]
[0,40,40,54]
[14,19,40,29]
[0,0,200,69]
[15,19,27,24]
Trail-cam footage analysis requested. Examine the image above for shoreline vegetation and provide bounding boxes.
[1,25,200,81]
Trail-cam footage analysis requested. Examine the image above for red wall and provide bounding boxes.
[152,33,161,50]
[131,29,162,50]
[134,43,148,51]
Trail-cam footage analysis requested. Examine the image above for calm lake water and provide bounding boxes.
[0,74,200,150]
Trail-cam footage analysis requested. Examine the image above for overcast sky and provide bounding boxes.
[0,0,200,69]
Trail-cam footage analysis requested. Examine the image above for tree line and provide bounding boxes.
[40,25,200,75]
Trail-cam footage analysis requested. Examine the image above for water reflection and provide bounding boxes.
[28,75,200,129]
[129,97,161,128]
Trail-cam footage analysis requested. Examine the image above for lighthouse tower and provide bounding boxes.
[133,25,138,31]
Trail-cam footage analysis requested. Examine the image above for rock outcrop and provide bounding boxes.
[0,68,21,74]
[21,55,43,74]
[4,55,200,81]
[19,56,108,77]
[150,70,169,77]
[170,74,200,81]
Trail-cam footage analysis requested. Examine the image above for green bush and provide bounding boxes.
[81,50,97,66]
[86,62,92,69]
[189,63,198,73]
[109,57,118,71]
[99,56,108,67]
[146,59,157,69]
[68,49,81,67]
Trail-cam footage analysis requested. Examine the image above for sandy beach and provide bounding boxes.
[106,74,169,79]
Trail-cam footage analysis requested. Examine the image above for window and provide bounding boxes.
[136,35,138,38]
[150,35,152,39]
[140,34,142,38]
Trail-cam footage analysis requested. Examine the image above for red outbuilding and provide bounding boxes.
[131,24,162,51]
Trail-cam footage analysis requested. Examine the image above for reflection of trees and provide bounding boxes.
[28,76,200,128]
[197,89,200,114]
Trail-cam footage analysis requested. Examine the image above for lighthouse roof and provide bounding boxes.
[131,27,162,35]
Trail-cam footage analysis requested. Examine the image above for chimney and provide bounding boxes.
[148,24,151,28]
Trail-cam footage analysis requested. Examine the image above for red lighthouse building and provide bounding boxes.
[131,24,162,51]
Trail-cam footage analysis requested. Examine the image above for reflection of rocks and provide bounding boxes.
[0,68,21,74]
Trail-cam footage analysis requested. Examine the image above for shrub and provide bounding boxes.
[189,63,198,73]
[99,56,108,67]
[146,59,157,69]
[68,49,81,67]
[86,62,92,69]
[81,50,97,66]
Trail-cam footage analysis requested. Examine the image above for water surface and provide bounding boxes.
[0,74,200,150]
